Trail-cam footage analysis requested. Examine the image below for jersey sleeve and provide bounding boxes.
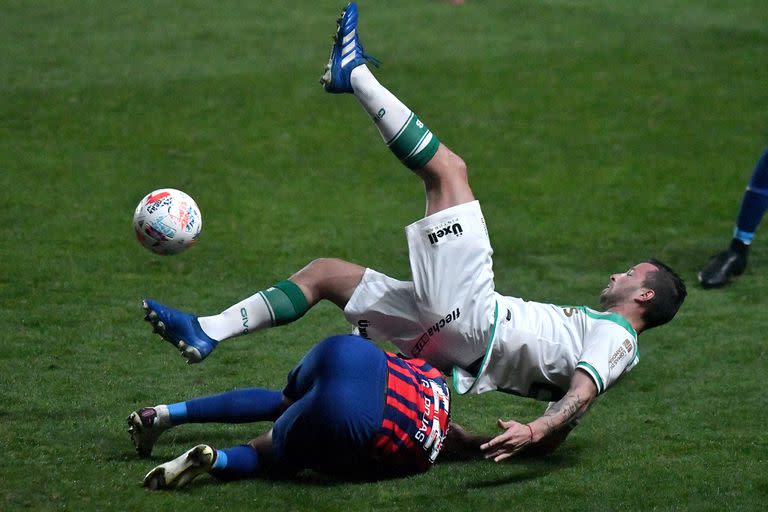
[576,323,638,395]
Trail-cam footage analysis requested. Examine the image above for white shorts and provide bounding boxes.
[344,200,499,372]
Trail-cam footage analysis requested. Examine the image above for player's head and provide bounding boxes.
[637,259,686,329]
[600,259,686,330]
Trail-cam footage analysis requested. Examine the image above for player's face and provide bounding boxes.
[599,262,657,309]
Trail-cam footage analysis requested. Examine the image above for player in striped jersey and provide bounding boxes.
[130,334,452,489]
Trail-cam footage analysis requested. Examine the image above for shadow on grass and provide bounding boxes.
[442,447,580,489]
[263,446,581,489]
[114,432,581,491]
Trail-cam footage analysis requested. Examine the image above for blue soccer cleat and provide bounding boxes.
[142,299,218,363]
[320,2,380,93]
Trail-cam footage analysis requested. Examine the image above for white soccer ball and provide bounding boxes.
[133,188,202,255]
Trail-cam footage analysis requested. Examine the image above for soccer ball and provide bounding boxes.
[133,188,202,255]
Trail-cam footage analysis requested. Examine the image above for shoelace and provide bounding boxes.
[361,50,382,69]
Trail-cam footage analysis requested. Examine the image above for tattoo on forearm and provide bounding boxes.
[542,392,586,435]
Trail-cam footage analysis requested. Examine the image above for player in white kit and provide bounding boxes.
[143,3,687,461]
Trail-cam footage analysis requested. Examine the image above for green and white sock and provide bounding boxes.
[197,280,309,341]
[350,65,440,169]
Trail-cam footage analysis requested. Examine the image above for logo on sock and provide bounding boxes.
[240,307,249,334]
[376,108,386,120]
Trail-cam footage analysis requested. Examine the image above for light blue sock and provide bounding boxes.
[167,402,188,425]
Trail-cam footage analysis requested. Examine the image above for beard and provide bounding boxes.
[600,285,634,310]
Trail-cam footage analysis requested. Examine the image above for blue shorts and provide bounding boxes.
[271,335,387,475]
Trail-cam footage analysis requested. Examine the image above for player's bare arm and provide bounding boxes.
[480,370,598,462]
[536,371,596,437]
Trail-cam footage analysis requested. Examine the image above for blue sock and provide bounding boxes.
[734,147,768,245]
[210,444,261,480]
[168,388,284,425]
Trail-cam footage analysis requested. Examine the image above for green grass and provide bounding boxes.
[2,0,767,510]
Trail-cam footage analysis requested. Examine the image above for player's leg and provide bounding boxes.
[414,144,475,216]
[349,64,475,215]
[320,2,474,217]
[320,3,495,369]
[699,145,768,288]
[139,335,386,486]
[127,388,288,457]
[142,436,270,490]
[143,258,365,363]
[195,258,364,340]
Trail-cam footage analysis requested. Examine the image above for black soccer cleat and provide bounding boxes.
[698,248,748,288]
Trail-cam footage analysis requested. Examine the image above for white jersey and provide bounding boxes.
[453,297,639,400]
[344,200,640,403]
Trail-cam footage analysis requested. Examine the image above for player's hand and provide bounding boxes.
[479,419,533,462]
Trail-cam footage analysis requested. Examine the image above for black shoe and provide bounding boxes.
[698,249,748,288]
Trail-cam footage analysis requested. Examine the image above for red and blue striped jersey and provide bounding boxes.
[370,352,451,474]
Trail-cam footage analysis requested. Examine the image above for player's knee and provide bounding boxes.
[248,430,274,455]
[446,150,468,182]
[292,258,359,307]
[421,150,473,209]
[424,146,468,183]
[303,257,338,273]
[304,258,364,309]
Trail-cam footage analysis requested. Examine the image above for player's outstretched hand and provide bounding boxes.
[480,419,533,462]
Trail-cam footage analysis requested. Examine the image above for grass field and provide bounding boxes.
[2,0,767,510]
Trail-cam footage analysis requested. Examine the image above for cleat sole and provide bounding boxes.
[143,445,214,490]
[127,410,159,458]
